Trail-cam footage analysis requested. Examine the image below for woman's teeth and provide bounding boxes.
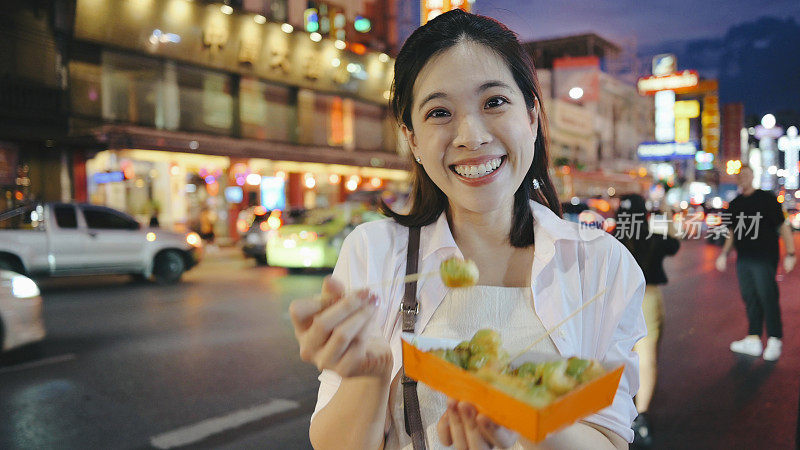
[453,157,503,178]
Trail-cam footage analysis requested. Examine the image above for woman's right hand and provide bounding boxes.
[289,277,393,379]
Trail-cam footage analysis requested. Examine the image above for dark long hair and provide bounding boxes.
[381,9,561,247]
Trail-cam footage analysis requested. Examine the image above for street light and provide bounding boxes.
[761,114,776,129]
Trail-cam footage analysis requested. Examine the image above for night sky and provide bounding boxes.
[396,0,800,121]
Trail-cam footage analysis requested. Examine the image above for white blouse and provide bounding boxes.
[312,200,646,443]
[384,286,559,450]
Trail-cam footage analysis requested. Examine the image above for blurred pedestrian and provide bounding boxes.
[199,206,215,244]
[716,165,796,361]
[614,194,680,447]
[149,205,160,228]
[289,10,645,449]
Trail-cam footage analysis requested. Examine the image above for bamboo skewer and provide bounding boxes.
[509,289,606,363]
[316,270,441,308]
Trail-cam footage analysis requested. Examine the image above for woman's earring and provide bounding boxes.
[532,178,541,190]
[415,156,421,163]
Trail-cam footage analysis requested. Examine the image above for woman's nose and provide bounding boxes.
[452,114,492,150]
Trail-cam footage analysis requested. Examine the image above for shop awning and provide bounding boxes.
[68,124,409,170]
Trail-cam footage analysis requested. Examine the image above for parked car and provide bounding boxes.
[0,203,203,284]
[266,205,383,270]
[240,208,306,265]
[0,270,45,353]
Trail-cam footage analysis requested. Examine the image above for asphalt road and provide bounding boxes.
[1,237,798,449]
[0,248,322,450]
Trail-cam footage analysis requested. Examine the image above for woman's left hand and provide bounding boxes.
[437,398,519,449]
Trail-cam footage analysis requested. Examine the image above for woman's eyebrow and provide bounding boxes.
[416,81,512,112]
[478,80,512,93]
[417,92,446,112]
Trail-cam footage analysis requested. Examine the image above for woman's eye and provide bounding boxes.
[485,96,509,109]
[426,108,450,119]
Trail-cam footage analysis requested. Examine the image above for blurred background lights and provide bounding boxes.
[220,4,233,15]
[331,57,340,67]
[334,40,346,50]
[568,87,584,100]
[281,23,293,33]
[379,53,389,63]
[761,113,776,129]
[309,32,322,42]
[246,173,262,186]
[254,14,266,24]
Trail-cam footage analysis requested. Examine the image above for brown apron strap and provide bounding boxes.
[402,226,425,450]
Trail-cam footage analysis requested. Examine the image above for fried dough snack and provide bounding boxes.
[439,257,479,287]
[427,328,606,408]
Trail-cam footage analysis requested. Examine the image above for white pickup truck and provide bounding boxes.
[0,203,203,284]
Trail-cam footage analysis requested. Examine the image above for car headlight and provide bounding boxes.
[12,275,40,298]
[186,232,202,247]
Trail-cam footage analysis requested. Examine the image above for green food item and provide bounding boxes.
[430,349,465,368]
[566,357,591,379]
[469,329,502,355]
[515,362,545,382]
[541,360,578,395]
[439,257,480,287]
[577,360,606,383]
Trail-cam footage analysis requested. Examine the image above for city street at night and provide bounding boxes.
[2,0,800,448]
[1,238,798,449]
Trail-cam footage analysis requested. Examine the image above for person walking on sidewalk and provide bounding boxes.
[615,194,681,447]
[716,165,796,361]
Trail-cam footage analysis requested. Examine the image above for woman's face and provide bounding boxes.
[402,40,538,217]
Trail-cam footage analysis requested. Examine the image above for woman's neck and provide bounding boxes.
[446,201,534,287]
[447,202,514,249]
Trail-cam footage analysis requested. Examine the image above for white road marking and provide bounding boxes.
[149,399,300,449]
[0,353,77,374]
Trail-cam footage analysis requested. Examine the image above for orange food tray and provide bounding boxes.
[402,333,624,443]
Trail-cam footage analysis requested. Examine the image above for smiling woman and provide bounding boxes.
[290,9,646,450]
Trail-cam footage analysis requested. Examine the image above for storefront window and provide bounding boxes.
[240,78,294,142]
[101,52,163,127]
[70,60,103,120]
[352,100,384,151]
[297,90,357,148]
[177,66,233,135]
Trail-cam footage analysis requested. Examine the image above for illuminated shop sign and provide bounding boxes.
[93,171,126,184]
[637,70,699,95]
[74,0,392,104]
[421,0,473,25]
[637,141,698,160]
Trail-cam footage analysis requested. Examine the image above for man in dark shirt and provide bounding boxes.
[716,165,796,361]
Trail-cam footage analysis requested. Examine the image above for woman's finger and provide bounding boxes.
[320,276,346,309]
[447,400,467,450]
[333,335,366,376]
[437,409,453,447]
[314,304,376,370]
[288,296,325,334]
[476,413,517,449]
[457,402,490,450]
[303,290,373,354]
[288,278,349,335]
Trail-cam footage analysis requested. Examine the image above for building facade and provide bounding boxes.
[525,34,654,199]
[1,0,406,240]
